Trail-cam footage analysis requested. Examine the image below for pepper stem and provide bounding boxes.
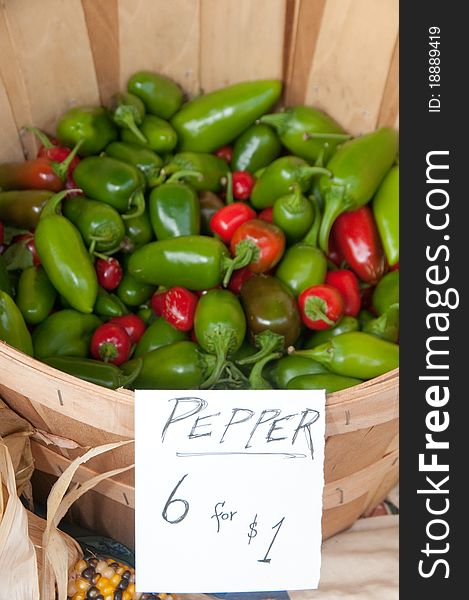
[222,239,259,287]
[51,139,84,180]
[249,352,282,389]
[22,126,55,149]
[303,131,352,142]
[318,185,347,254]
[200,334,229,389]
[39,189,81,219]
[302,194,321,246]
[237,330,284,366]
[99,342,118,363]
[304,296,335,326]
[166,170,204,184]
[258,112,290,136]
[113,105,148,144]
[289,341,334,370]
[122,189,146,220]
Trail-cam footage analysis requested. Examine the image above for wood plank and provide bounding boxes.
[305,0,399,133]
[0,74,24,161]
[200,0,286,92]
[378,37,399,127]
[118,0,200,97]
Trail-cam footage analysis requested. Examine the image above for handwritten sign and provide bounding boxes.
[135,390,326,594]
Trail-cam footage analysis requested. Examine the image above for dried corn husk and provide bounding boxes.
[0,399,34,495]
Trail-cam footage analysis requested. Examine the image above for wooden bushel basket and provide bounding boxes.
[0,0,399,549]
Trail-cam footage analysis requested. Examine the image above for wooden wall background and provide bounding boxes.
[0,0,398,162]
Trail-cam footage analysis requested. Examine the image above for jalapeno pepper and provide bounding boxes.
[0,290,33,355]
[293,331,399,379]
[250,156,330,210]
[73,156,145,218]
[108,91,147,144]
[194,289,246,388]
[163,152,229,192]
[149,182,200,240]
[56,106,117,156]
[363,303,399,343]
[269,355,328,389]
[171,79,282,152]
[303,316,359,349]
[128,71,183,120]
[372,270,399,315]
[117,270,156,308]
[63,196,125,254]
[240,275,301,347]
[127,340,216,389]
[105,141,164,188]
[94,287,129,318]
[124,209,154,250]
[32,309,101,359]
[34,191,98,313]
[231,123,281,173]
[260,106,350,164]
[358,309,374,329]
[287,373,363,392]
[272,186,315,244]
[121,115,178,154]
[199,191,224,235]
[134,317,187,358]
[43,355,142,390]
[128,235,251,290]
[0,190,53,229]
[0,255,14,296]
[16,265,56,325]
[372,165,399,267]
[318,127,399,253]
[275,243,327,297]
[230,219,285,273]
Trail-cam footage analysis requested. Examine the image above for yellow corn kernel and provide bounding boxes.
[96,576,110,591]
[102,566,116,579]
[111,573,121,587]
[117,566,125,575]
[102,584,116,596]
[127,583,135,594]
[122,591,132,600]
[75,559,87,574]
[76,578,90,592]
[72,594,85,600]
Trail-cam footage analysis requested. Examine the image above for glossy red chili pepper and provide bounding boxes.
[0,222,4,246]
[230,219,285,273]
[12,233,41,266]
[331,206,386,284]
[325,269,361,317]
[161,286,198,332]
[227,265,255,295]
[109,314,146,344]
[390,262,400,272]
[151,289,167,316]
[95,257,123,291]
[327,233,342,267]
[258,207,273,223]
[232,171,255,200]
[90,322,132,365]
[210,202,257,243]
[298,284,344,330]
[214,145,233,163]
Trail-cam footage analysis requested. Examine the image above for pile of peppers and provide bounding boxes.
[0,71,399,392]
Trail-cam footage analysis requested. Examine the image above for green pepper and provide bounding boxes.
[134,317,187,357]
[304,316,360,348]
[240,275,301,347]
[363,303,399,343]
[137,305,155,325]
[34,191,98,314]
[231,123,281,173]
[149,182,200,240]
[56,106,117,156]
[121,115,178,154]
[260,106,349,163]
[0,255,14,296]
[128,71,183,120]
[275,243,327,297]
[73,156,145,218]
[127,341,216,389]
[43,356,142,390]
[0,290,33,355]
[94,287,129,318]
[293,331,399,379]
[124,209,154,251]
[171,80,282,152]
[63,196,125,254]
[128,235,250,290]
[105,141,164,188]
[272,186,315,244]
[33,309,101,359]
[250,156,329,210]
[194,289,246,388]
[372,270,399,315]
[372,165,399,267]
[199,191,224,235]
[287,373,363,392]
[117,271,156,307]
[16,266,56,325]
[0,190,53,229]
[270,355,328,389]
[163,152,229,192]
[358,309,374,329]
[318,127,399,253]
[108,91,147,144]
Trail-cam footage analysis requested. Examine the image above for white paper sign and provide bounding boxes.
[135,389,326,594]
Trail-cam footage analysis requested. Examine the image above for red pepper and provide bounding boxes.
[331,206,386,284]
[327,233,343,267]
[298,284,344,330]
[214,145,233,163]
[161,286,198,332]
[230,219,285,273]
[151,290,167,316]
[258,207,273,223]
[325,269,361,317]
[210,202,257,243]
[32,127,81,190]
[11,233,41,266]
[109,314,146,344]
[227,266,254,295]
[232,171,255,201]
[0,222,4,246]
[90,322,132,365]
[95,257,123,291]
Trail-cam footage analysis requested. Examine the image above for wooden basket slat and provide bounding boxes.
[118,0,201,97]
[304,0,399,134]
[0,74,24,161]
[378,37,399,128]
